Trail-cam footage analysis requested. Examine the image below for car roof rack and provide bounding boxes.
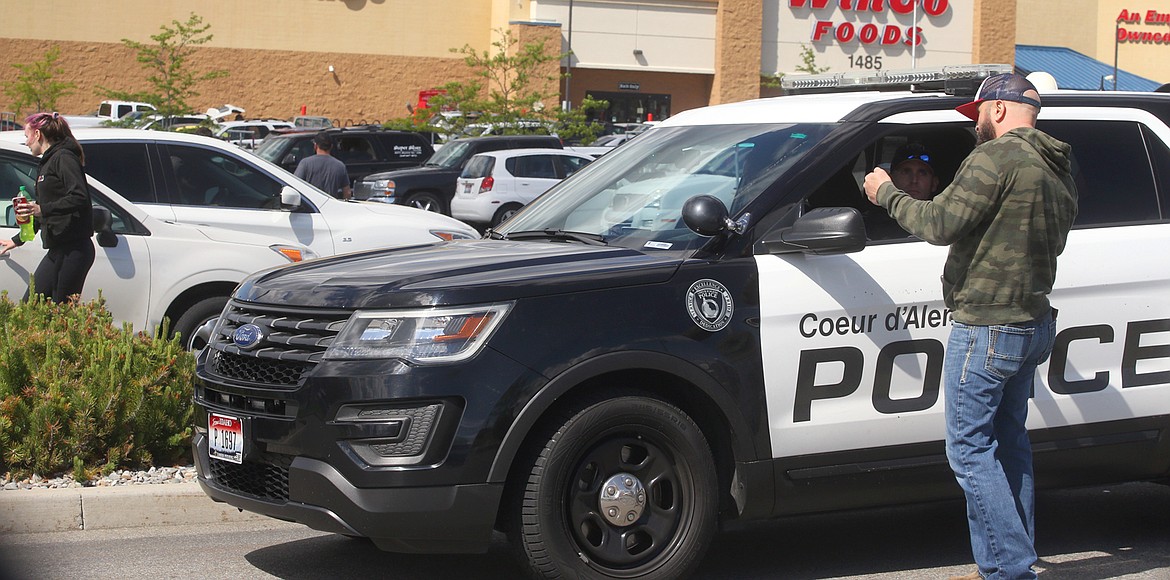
[781,63,1013,96]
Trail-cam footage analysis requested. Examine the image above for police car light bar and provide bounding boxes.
[781,64,1013,96]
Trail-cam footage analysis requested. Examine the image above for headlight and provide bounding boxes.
[324,302,513,363]
[270,244,318,262]
[370,179,395,195]
[430,229,478,241]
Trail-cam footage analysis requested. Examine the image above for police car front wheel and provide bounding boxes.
[512,394,718,579]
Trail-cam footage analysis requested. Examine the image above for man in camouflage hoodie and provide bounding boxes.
[863,73,1077,580]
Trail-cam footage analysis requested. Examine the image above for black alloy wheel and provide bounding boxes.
[513,394,718,579]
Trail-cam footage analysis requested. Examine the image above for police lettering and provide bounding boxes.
[794,317,1170,422]
[800,312,877,337]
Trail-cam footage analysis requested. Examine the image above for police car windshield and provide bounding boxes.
[497,123,832,251]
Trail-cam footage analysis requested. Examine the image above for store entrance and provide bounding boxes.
[586,91,671,124]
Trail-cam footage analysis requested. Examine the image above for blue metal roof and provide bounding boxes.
[1015,44,1162,92]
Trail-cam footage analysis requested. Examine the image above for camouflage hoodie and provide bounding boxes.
[877,127,1078,325]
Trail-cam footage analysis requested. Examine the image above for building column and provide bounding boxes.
[711,0,763,105]
[972,0,1018,65]
[509,22,565,112]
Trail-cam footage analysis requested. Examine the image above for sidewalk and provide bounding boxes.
[0,481,266,533]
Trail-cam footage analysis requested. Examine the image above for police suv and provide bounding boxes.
[193,65,1170,579]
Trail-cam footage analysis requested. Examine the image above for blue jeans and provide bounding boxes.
[944,312,1056,580]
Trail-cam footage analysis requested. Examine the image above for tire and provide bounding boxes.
[406,191,445,214]
[491,203,524,228]
[173,296,228,352]
[512,395,718,579]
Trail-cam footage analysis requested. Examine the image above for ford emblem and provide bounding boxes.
[232,323,265,350]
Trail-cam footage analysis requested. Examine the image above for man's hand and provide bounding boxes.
[863,167,891,205]
[0,238,16,256]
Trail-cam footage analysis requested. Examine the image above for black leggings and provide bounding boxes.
[29,239,96,303]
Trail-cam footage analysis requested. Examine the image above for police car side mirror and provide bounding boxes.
[280,186,302,211]
[92,205,118,248]
[682,194,746,236]
[758,207,866,255]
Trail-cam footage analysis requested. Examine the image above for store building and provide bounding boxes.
[0,0,1163,126]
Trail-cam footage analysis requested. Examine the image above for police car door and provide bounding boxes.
[755,108,1170,494]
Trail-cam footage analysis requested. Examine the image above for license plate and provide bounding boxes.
[463,183,472,193]
[209,413,244,464]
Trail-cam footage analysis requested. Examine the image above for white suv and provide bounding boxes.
[0,140,314,350]
[0,129,480,257]
[452,148,594,227]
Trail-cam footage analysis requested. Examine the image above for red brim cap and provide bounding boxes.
[955,99,984,121]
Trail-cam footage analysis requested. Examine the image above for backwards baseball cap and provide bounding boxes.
[955,73,1041,121]
[891,142,933,170]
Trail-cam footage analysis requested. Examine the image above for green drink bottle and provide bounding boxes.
[15,185,34,242]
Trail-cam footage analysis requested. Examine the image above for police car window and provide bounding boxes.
[1140,124,1170,220]
[1038,120,1159,226]
[84,142,157,203]
[497,123,832,251]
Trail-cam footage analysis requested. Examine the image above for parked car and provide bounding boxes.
[354,134,563,214]
[213,119,294,149]
[192,65,1170,578]
[254,126,433,186]
[0,139,314,350]
[452,148,594,227]
[0,129,479,258]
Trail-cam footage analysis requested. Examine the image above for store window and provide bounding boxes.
[586,91,671,125]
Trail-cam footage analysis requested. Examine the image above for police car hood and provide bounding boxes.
[235,239,681,309]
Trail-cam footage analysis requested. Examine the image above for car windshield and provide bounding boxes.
[426,141,471,169]
[496,123,833,252]
[254,138,286,162]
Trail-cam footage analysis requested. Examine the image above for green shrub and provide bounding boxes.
[0,291,195,479]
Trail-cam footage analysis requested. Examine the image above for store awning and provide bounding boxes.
[1015,45,1162,91]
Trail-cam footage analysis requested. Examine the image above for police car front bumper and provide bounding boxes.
[194,431,503,553]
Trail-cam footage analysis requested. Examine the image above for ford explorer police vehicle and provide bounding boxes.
[193,65,1170,579]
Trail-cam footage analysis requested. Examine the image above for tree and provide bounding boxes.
[389,28,607,145]
[101,13,227,122]
[3,46,76,116]
[796,44,830,75]
[762,43,830,89]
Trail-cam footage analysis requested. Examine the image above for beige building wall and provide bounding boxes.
[1014,0,1099,57]
[711,0,762,105]
[0,0,1031,123]
[1,0,491,58]
[972,0,1017,65]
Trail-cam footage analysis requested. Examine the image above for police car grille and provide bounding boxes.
[209,351,309,387]
[208,454,291,503]
[204,301,351,388]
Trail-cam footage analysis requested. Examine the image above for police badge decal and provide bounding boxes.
[686,279,733,332]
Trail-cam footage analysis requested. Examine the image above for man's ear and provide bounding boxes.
[992,100,1009,122]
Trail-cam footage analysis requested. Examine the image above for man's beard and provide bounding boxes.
[976,116,995,145]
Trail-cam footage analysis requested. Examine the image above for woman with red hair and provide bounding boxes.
[0,112,94,302]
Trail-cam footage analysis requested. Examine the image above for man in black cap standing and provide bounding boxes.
[863,73,1078,579]
[295,132,352,200]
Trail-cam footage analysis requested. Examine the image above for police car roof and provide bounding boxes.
[657,87,1165,128]
[658,91,921,126]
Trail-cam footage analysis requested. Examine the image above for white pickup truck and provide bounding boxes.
[63,100,157,128]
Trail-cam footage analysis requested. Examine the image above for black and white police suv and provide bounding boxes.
[193,65,1170,579]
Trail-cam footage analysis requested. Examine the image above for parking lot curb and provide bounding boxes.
[0,483,266,533]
